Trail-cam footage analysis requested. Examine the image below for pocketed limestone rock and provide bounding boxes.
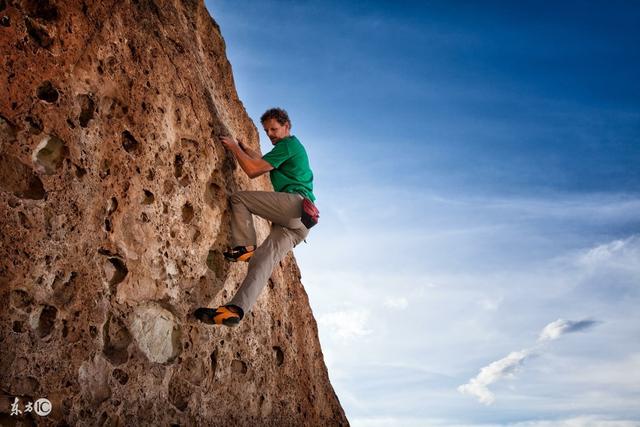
[0,0,347,425]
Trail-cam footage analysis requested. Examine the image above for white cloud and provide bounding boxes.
[296,191,639,421]
[458,349,531,405]
[459,318,599,405]
[538,319,599,342]
[577,235,640,271]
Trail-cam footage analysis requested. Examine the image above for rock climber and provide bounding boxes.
[194,107,316,327]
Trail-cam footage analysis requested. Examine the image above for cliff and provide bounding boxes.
[0,0,348,425]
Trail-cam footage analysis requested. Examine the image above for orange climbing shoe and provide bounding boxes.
[223,246,255,262]
[194,305,244,327]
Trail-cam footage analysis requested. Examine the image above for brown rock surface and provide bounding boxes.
[0,0,348,425]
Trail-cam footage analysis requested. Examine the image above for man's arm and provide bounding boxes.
[239,140,262,160]
[219,136,273,178]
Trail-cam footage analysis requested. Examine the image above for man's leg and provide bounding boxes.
[229,223,308,313]
[229,191,306,248]
[195,191,308,324]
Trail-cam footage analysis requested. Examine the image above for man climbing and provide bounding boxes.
[194,108,316,327]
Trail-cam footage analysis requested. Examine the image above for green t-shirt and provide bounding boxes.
[262,135,316,202]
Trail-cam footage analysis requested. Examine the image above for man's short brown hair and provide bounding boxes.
[260,108,291,127]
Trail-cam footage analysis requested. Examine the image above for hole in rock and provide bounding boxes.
[25,17,53,48]
[102,315,132,365]
[74,165,87,178]
[205,181,226,208]
[112,368,129,385]
[107,197,118,215]
[10,289,33,311]
[12,321,25,333]
[0,154,46,199]
[104,218,112,232]
[180,138,198,147]
[181,202,194,224]
[33,135,66,174]
[25,116,42,134]
[174,154,184,178]
[142,189,154,204]
[38,305,57,338]
[26,0,59,20]
[273,346,284,366]
[210,350,217,377]
[168,376,190,411]
[231,359,247,374]
[99,159,110,179]
[36,81,58,102]
[122,130,139,153]
[22,175,46,199]
[78,94,95,127]
[1,114,16,140]
[106,257,128,286]
[52,271,77,307]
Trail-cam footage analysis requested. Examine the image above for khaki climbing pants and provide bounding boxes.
[228,191,309,313]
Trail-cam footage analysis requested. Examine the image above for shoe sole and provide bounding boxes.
[224,252,254,262]
[196,314,240,327]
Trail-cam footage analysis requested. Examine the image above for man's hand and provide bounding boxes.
[217,135,272,178]
[219,135,240,151]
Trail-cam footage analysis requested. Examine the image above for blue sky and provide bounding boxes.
[205,1,640,425]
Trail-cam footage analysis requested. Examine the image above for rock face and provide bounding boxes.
[0,0,348,425]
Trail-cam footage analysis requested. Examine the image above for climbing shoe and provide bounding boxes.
[194,305,244,327]
[223,246,255,262]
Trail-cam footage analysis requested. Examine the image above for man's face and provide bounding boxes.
[262,118,290,144]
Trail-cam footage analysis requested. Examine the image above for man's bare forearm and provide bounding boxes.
[240,142,262,159]
[219,135,272,178]
[229,144,272,178]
